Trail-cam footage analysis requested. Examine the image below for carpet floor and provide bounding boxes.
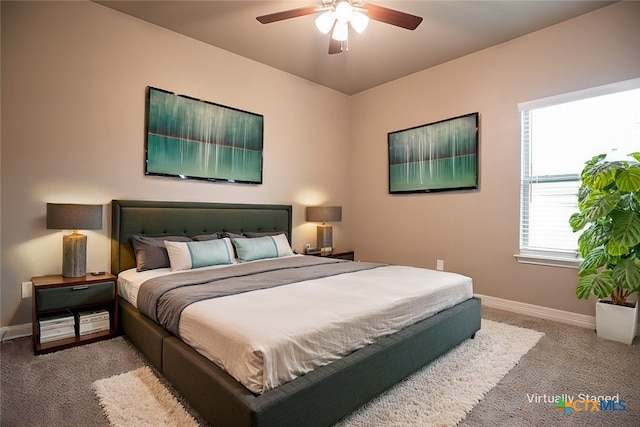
[2,306,639,426]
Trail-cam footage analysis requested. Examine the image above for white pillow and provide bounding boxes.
[232,233,294,262]
[165,238,235,271]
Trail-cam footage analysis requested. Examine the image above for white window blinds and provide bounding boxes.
[518,79,640,264]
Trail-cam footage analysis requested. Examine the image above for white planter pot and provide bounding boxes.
[596,299,638,345]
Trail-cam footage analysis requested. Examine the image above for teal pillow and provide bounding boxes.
[165,238,234,270]
[232,234,294,262]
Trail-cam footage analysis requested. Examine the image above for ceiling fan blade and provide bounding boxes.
[256,5,319,24]
[328,38,343,54]
[363,4,423,30]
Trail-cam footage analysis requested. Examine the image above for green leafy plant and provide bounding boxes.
[569,153,640,307]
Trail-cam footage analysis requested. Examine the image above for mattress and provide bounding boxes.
[118,257,473,394]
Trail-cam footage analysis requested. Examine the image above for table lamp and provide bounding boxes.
[306,206,342,253]
[47,203,103,277]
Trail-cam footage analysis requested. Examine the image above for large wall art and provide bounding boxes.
[145,87,264,184]
[388,112,479,194]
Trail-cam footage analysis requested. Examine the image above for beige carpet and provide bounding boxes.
[93,319,544,426]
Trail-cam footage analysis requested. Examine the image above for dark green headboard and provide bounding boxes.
[110,200,293,274]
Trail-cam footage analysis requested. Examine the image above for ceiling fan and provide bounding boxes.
[256,0,423,54]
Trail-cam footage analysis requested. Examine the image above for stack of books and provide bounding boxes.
[76,310,110,335]
[39,313,75,343]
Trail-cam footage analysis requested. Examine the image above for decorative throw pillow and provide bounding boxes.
[221,231,244,239]
[165,238,235,271]
[232,234,294,262]
[131,235,193,271]
[243,231,289,239]
[192,233,221,241]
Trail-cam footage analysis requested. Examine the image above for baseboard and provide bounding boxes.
[475,293,596,330]
[0,323,32,342]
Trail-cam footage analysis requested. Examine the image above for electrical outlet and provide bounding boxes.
[436,259,444,271]
[21,281,32,299]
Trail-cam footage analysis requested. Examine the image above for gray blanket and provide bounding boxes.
[138,256,384,337]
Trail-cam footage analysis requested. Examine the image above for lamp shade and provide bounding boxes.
[332,21,349,41]
[350,11,369,33]
[306,206,342,223]
[47,203,102,230]
[315,11,335,34]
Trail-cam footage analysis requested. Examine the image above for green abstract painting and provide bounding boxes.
[145,87,263,184]
[388,113,478,194]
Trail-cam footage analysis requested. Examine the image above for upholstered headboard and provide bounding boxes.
[110,200,293,274]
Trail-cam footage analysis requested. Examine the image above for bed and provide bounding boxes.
[111,199,481,427]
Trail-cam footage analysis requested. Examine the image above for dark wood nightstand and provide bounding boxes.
[327,250,355,261]
[309,250,355,261]
[32,273,118,354]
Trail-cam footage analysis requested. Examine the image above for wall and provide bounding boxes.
[3,1,638,329]
[0,1,351,327]
[349,1,640,316]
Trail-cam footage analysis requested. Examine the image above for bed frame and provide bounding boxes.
[111,199,481,427]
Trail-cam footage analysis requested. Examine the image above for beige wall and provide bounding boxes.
[349,1,640,316]
[2,1,639,329]
[0,1,351,327]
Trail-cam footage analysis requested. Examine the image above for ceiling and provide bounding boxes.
[96,1,615,95]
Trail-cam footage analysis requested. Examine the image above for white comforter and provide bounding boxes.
[119,259,473,394]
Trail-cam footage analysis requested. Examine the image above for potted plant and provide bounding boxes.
[570,153,640,344]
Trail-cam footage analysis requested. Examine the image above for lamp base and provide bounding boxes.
[62,232,87,278]
[316,225,333,252]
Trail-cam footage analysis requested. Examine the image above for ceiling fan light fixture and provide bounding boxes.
[256,0,423,55]
[334,1,354,23]
[332,21,349,41]
[315,11,335,34]
[350,11,369,33]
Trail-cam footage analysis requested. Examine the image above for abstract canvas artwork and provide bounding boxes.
[388,113,479,194]
[145,87,264,184]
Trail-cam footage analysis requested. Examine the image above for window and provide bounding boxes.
[517,79,640,268]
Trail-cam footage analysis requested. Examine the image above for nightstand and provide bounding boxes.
[309,250,355,261]
[327,250,355,261]
[31,273,118,354]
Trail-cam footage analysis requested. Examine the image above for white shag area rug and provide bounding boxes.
[94,319,543,426]
[93,366,198,427]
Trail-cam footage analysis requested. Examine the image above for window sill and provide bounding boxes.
[514,252,580,269]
